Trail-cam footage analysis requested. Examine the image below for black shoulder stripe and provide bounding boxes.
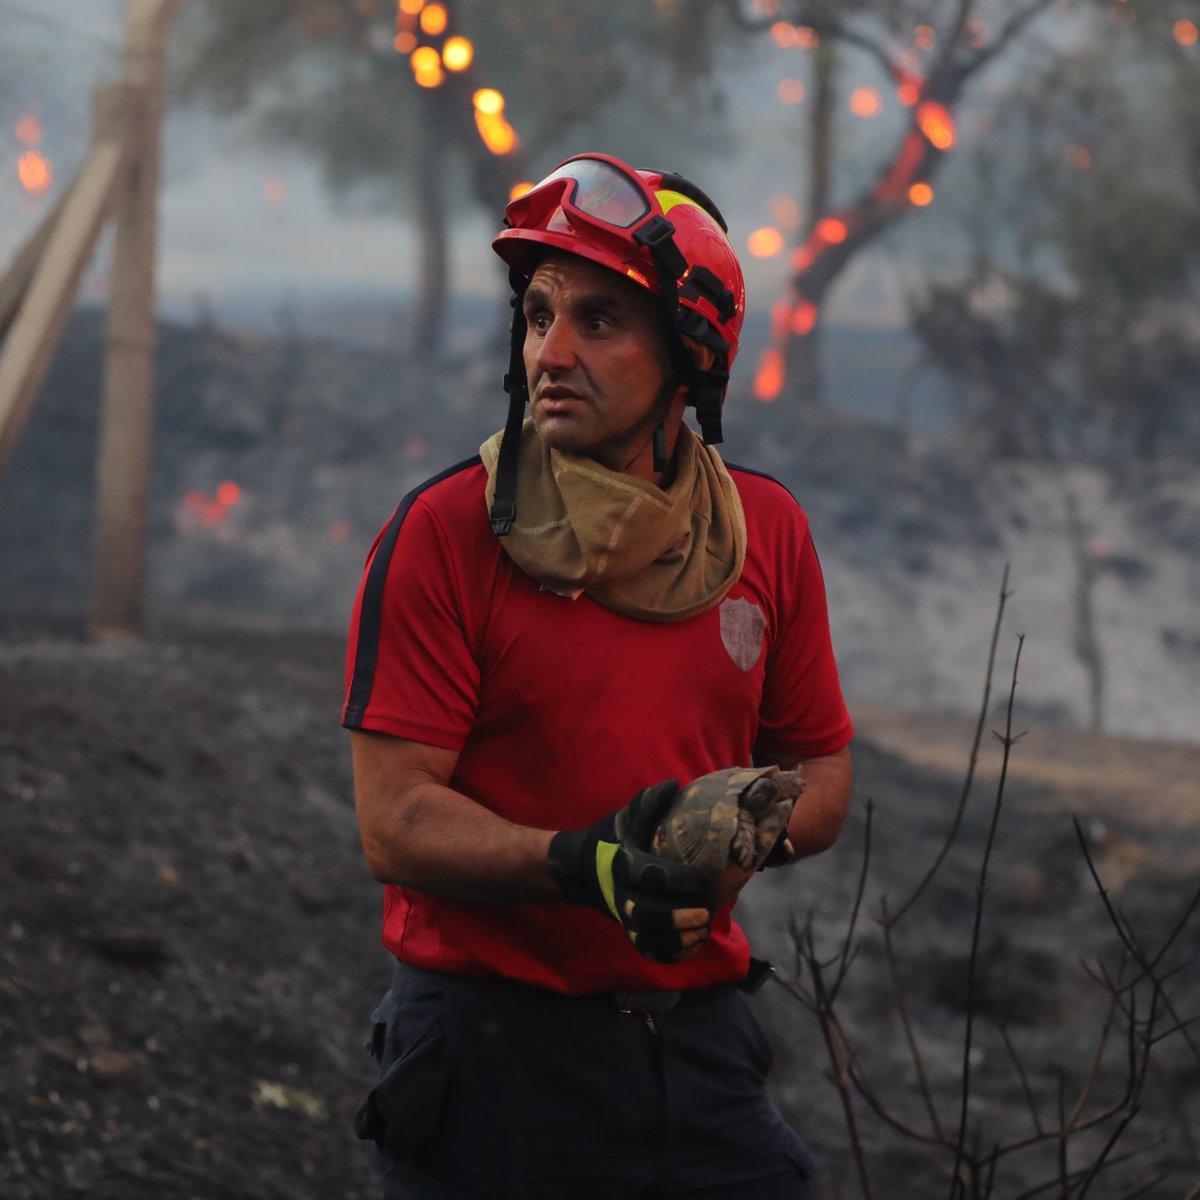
[723,461,800,504]
[344,455,482,726]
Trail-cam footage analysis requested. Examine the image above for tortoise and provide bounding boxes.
[648,765,805,908]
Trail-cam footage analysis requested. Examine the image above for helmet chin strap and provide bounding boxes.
[489,273,530,537]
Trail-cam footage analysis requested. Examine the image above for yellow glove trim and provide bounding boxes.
[595,840,620,920]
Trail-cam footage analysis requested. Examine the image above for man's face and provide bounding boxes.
[522,254,676,476]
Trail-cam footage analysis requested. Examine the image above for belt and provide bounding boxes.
[612,957,775,1015]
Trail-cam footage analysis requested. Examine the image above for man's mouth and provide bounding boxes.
[537,386,584,411]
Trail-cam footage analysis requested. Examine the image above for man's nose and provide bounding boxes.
[534,318,577,374]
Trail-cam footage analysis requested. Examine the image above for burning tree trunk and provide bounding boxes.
[718,0,1060,405]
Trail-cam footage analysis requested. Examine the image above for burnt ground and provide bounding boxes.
[1,623,1198,1198]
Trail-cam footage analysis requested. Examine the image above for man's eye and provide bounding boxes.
[529,313,551,332]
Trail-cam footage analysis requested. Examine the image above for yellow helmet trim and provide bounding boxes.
[657,188,730,243]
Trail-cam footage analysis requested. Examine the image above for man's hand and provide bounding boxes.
[548,781,713,964]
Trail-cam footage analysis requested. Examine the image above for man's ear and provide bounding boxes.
[682,336,717,372]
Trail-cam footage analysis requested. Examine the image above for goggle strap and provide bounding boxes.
[633,215,689,281]
[633,215,698,387]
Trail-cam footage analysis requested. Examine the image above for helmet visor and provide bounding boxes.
[535,157,651,230]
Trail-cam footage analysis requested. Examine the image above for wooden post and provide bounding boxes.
[91,0,184,638]
[0,95,129,477]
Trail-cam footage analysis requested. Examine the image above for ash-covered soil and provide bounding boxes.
[1,625,1197,1198]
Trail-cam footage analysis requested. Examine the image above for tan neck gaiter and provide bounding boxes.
[481,420,746,624]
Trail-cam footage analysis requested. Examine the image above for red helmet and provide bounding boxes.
[493,153,745,379]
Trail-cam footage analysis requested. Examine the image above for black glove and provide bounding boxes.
[548,780,713,964]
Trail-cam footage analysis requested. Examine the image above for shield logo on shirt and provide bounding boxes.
[719,597,766,672]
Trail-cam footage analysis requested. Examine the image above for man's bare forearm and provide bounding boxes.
[786,746,853,859]
[352,730,558,903]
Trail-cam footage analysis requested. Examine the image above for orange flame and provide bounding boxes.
[393,31,417,53]
[908,182,934,206]
[815,216,848,244]
[419,3,447,34]
[411,45,444,87]
[443,36,473,70]
[398,0,424,12]
[476,111,517,155]
[917,101,955,150]
[17,149,52,195]
[754,348,784,402]
[790,300,818,336]
[510,181,533,201]
[747,227,785,258]
[473,88,504,115]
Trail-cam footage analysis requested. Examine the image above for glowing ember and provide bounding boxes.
[770,22,799,48]
[790,301,817,336]
[777,79,806,105]
[914,25,936,51]
[419,3,447,35]
[908,181,933,206]
[263,176,289,207]
[393,31,417,53]
[1065,144,1092,170]
[768,194,801,229]
[216,481,242,507]
[443,36,473,70]
[15,114,42,145]
[398,0,424,13]
[849,87,881,118]
[747,227,785,258]
[17,149,52,195]
[795,26,817,49]
[916,101,955,150]
[790,245,814,272]
[815,216,848,244]
[1175,19,1199,46]
[179,482,241,530]
[754,348,784,402]
[509,181,533,201]
[896,80,921,107]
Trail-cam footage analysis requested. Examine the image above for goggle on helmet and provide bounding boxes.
[488,152,746,536]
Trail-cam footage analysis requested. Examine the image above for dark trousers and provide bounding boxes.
[356,962,816,1199]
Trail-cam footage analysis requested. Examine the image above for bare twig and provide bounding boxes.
[948,633,1025,1196]
[888,566,1011,926]
[880,900,944,1139]
[996,1021,1044,1137]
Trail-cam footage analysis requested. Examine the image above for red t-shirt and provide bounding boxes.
[343,455,853,995]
